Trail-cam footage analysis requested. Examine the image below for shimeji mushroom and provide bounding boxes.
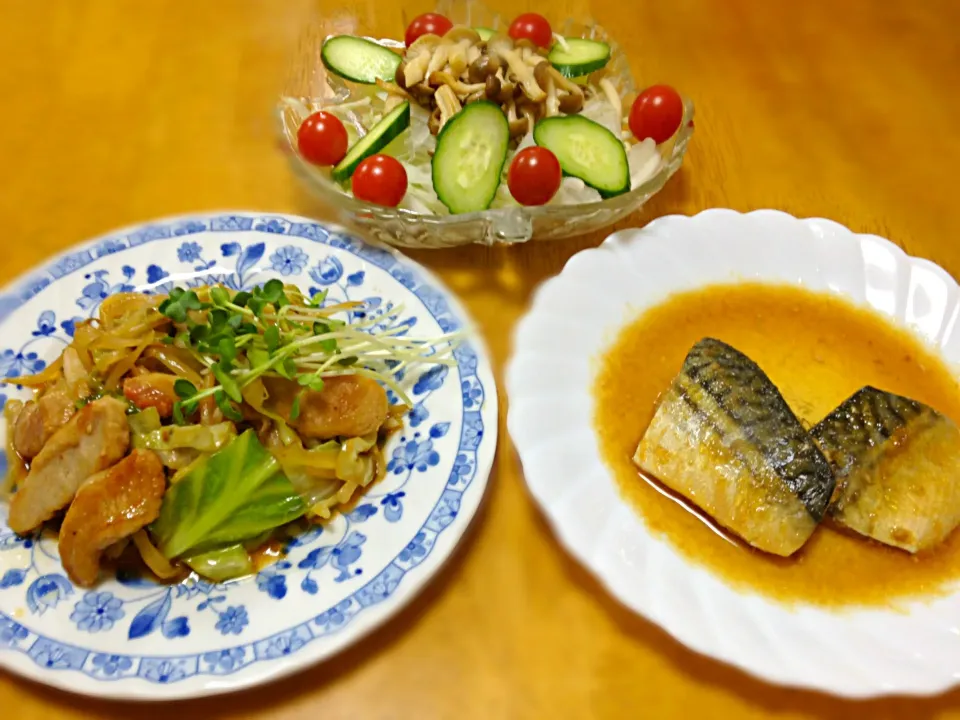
[556,75,585,113]
[518,100,539,132]
[434,84,462,131]
[381,24,603,139]
[486,34,546,103]
[398,60,437,103]
[484,74,502,101]
[377,77,412,99]
[467,54,500,84]
[504,98,530,137]
[428,70,487,96]
[444,27,482,76]
[404,33,442,87]
[425,42,453,82]
[394,61,409,89]
[493,68,516,103]
[428,106,442,134]
[466,43,482,66]
[533,63,559,116]
[464,88,486,104]
[514,37,549,58]
[533,63,585,116]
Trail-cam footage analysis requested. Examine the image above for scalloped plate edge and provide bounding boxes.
[507,208,960,698]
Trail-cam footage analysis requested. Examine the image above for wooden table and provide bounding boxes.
[1,0,959,717]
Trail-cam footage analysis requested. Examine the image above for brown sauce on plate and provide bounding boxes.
[594,283,960,607]
[250,538,288,572]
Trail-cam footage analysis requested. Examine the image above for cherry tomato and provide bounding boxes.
[405,13,453,47]
[508,147,562,206]
[508,13,553,48]
[297,111,348,166]
[351,155,407,207]
[628,85,684,145]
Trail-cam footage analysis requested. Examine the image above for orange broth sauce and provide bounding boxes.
[593,282,960,608]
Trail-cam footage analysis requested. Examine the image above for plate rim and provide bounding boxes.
[0,210,498,700]
[506,208,960,699]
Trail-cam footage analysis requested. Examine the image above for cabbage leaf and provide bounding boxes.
[182,544,253,582]
[151,430,307,559]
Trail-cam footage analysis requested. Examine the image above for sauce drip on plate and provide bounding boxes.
[594,283,960,607]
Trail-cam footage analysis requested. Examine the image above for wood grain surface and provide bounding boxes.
[0,0,959,717]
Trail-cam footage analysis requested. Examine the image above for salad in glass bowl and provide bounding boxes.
[278,0,694,247]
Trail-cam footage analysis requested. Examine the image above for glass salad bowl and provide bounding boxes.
[277,0,694,248]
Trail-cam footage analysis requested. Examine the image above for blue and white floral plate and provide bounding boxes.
[0,212,496,700]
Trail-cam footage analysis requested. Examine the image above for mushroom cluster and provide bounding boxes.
[389,27,586,138]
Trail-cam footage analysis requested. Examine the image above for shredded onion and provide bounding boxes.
[104,337,153,390]
[6,357,62,387]
[144,347,204,387]
[132,530,181,580]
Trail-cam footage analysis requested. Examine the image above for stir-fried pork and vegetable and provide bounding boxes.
[2,283,459,586]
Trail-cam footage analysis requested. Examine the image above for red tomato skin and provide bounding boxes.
[297,112,348,166]
[405,13,453,47]
[628,85,684,144]
[508,147,562,206]
[351,155,408,208]
[508,13,553,48]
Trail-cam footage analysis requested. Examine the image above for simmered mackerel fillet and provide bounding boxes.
[811,386,960,553]
[633,338,835,556]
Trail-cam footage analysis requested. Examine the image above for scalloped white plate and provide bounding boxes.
[0,212,497,700]
[506,209,960,698]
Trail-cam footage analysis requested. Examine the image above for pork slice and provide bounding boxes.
[12,388,76,460]
[58,449,166,587]
[263,375,388,439]
[8,397,130,534]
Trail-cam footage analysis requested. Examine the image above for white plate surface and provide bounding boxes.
[507,208,960,698]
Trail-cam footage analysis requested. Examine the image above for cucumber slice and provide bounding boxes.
[432,102,509,214]
[534,115,629,198]
[332,102,410,183]
[475,27,495,41]
[321,35,402,84]
[548,38,611,78]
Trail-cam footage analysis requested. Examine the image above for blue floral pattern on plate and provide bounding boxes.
[0,213,496,700]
